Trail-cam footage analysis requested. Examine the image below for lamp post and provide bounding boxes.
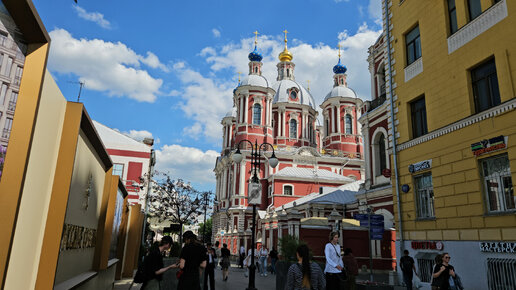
[232,139,278,290]
[201,191,210,244]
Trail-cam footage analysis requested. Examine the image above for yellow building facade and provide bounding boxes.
[386,0,516,288]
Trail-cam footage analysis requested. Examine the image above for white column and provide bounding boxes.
[269,227,273,249]
[282,110,286,137]
[244,95,249,124]
[301,113,305,139]
[294,224,299,238]
[336,105,341,133]
[268,99,272,126]
[228,125,233,146]
[222,168,228,199]
[239,161,245,195]
[239,97,244,123]
[232,162,237,198]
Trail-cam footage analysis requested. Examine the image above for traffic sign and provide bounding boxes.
[371,233,384,240]
[354,214,384,221]
[360,220,384,227]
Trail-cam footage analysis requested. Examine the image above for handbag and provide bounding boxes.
[330,244,347,282]
[176,269,184,279]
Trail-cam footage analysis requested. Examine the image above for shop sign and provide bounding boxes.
[479,242,516,253]
[409,159,432,173]
[471,135,507,156]
[411,241,443,250]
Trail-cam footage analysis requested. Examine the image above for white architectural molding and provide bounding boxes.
[404,57,423,82]
[397,98,516,151]
[448,0,507,54]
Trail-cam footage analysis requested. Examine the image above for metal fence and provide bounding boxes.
[417,258,434,283]
[487,258,516,290]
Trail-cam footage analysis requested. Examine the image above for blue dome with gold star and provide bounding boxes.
[333,59,347,74]
[248,46,263,62]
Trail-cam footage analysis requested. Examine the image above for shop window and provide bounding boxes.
[468,0,482,20]
[487,258,516,290]
[414,173,435,218]
[253,103,261,125]
[471,58,500,113]
[410,96,428,138]
[283,185,293,195]
[345,114,352,134]
[289,119,297,138]
[405,25,421,66]
[112,163,124,178]
[447,0,458,34]
[480,154,515,213]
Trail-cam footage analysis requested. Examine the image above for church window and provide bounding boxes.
[283,185,293,195]
[325,119,329,136]
[287,69,290,77]
[340,78,344,85]
[290,90,297,100]
[374,133,387,176]
[253,103,261,125]
[289,119,297,138]
[254,67,258,73]
[345,114,353,134]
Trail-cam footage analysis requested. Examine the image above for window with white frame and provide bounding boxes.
[8,91,17,111]
[112,163,124,178]
[289,119,297,138]
[415,173,435,218]
[2,117,13,138]
[345,114,352,134]
[374,133,387,176]
[0,83,7,105]
[253,103,261,125]
[3,57,12,77]
[405,25,421,66]
[283,185,293,195]
[480,154,515,213]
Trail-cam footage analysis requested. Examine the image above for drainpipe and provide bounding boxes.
[384,0,404,251]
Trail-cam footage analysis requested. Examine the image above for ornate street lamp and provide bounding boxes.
[232,139,278,290]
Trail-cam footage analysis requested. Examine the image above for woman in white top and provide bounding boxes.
[259,246,269,277]
[324,231,344,290]
[244,247,259,277]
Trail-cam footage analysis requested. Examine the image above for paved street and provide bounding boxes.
[114,264,275,290]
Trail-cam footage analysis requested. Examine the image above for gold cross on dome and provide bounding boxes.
[338,43,342,59]
[306,80,310,91]
[238,71,242,83]
[283,29,289,43]
[253,30,259,45]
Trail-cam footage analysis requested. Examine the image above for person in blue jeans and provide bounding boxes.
[259,246,268,277]
[269,248,278,274]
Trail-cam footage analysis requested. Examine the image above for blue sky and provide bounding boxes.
[33,0,382,191]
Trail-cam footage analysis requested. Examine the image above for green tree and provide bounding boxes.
[199,217,212,243]
[278,234,308,262]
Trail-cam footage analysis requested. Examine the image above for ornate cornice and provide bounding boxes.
[397,98,516,151]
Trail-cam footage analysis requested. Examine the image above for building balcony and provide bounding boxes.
[368,94,386,112]
[7,101,16,112]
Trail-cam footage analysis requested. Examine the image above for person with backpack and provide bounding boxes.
[285,244,326,290]
[400,250,417,290]
[140,236,177,290]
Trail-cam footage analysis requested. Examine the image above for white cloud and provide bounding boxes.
[171,25,381,141]
[368,0,383,25]
[124,129,153,141]
[212,28,221,38]
[155,144,219,184]
[48,28,163,102]
[140,52,170,72]
[72,5,112,29]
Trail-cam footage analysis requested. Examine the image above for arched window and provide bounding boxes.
[378,134,387,173]
[345,114,353,134]
[325,119,329,136]
[254,67,258,73]
[289,119,297,138]
[253,103,261,125]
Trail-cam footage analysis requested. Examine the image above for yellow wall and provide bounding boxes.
[389,0,516,241]
[54,130,109,284]
[4,71,67,289]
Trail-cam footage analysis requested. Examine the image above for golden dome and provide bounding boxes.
[278,29,293,62]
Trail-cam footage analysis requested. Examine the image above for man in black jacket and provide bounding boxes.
[203,242,217,290]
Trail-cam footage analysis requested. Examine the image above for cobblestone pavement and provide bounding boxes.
[114,264,276,290]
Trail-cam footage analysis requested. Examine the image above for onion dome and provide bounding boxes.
[333,44,347,74]
[333,59,347,74]
[248,45,263,62]
[278,29,293,62]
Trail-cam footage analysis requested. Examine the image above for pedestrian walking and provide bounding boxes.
[400,250,417,290]
[140,236,176,290]
[214,241,222,269]
[269,247,278,275]
[324,231,345,290]
[203,242,217,290]
[177,231,207,290]
[220,243,231,281]
[244,247,257,277]
[239,245,246,268]
[285,244,326,290]
[259,246,269,277]
[342,248,359,290]
[431,252,462,290]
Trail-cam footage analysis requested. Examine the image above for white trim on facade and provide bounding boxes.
[404,57,423,82]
